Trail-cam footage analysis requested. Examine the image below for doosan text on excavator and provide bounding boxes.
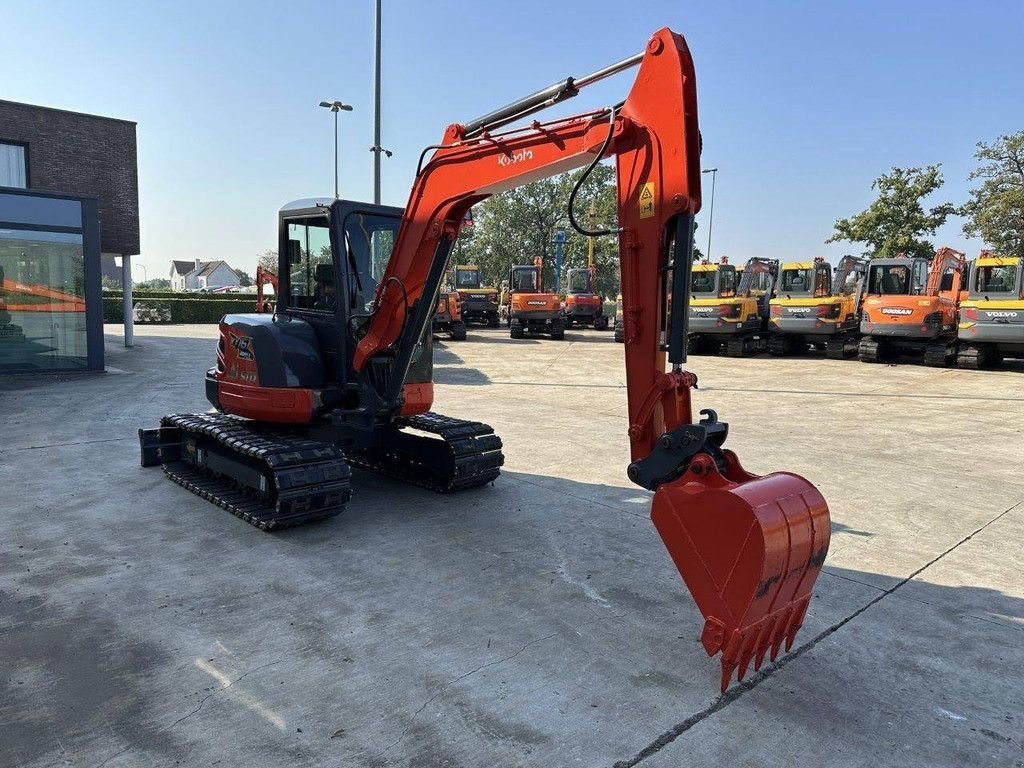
[139,27,831,692]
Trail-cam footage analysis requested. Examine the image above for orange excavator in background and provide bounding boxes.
[562,265,609,330]
[254,265,278,313]
[506,256,565,339]
[140,28,829,691]
[860,247,967,366]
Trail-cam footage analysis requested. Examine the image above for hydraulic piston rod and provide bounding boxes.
[461,51,644,137]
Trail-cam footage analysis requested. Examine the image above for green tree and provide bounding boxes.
[236,269,253,287]
[961,132,1024,258]
[257,250,278,273]
[138,278,171,290]
[828,165,955,259]
[459,163,620,297]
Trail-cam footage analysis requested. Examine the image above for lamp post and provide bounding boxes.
[369,0,393,204]
[701,167,718,259]
[318,100,353,198]
[554,227,566,293]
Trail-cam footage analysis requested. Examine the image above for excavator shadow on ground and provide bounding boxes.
[431,342,493,386]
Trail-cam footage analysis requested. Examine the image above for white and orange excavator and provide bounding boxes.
[141,28,830,691]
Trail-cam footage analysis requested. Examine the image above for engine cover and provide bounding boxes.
[217,313,324,389]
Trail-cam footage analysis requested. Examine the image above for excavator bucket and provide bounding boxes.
[651,449,830,692]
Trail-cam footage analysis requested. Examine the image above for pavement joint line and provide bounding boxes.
[820,569,888,592]
[8,437,134,452]
[610,498,1024,768]
[486,381,1024,402]
[702,386,1024,403]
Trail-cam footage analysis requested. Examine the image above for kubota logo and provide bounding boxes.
[498,149,534,167]
[881,307,913,315]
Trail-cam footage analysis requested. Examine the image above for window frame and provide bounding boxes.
[0,140,30,189]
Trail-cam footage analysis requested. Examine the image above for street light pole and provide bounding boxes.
[319,100,353,198]
[701,167,718,259]
[369,0,392,204]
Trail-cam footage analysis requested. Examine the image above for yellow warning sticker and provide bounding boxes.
[639,182,656,219]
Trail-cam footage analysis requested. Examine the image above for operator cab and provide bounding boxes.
[566,268,594,295]
[969,258,1022,299]
[690,264,737,298]
[510,264,541,293]
[779,259,831,298]
[275,198,430,393]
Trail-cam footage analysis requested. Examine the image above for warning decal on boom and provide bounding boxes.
[639,182,656,219]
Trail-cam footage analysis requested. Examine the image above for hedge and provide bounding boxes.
[103,296,258,324]
[102,290,253,301]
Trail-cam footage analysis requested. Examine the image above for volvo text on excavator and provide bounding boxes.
[140,28,830,691]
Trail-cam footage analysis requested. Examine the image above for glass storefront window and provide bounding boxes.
[0,228,88,371]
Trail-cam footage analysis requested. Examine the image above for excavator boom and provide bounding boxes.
[353,28,830,690]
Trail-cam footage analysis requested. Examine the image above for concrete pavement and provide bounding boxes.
[1,324,1021,767]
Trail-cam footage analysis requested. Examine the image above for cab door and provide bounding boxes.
[280,213,347,384]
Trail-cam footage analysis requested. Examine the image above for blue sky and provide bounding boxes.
[3,1,1022,278]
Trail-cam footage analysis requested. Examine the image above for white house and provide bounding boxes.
[169,259,241,291]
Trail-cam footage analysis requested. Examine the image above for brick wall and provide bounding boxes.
[0,100,139,256]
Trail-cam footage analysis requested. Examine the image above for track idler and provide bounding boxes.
[630,411,830,691]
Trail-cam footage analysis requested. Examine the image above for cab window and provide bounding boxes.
[911,260,928,293]
[343,211,400,312]
[718,268,737,297]
[691,271,716,295]
[512,267,539,293]
[286,217,334,311]
[868,264,909,295]
[974,264,1019,295]
[780,268,812,294]
[455,268,480,289]
[568,270,589,293]
[814,267,832,297]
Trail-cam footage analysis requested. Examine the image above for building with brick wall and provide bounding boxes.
[0,99,139,280]
[0,100,138,372]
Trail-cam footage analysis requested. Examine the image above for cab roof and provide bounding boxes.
[781,262,818,270]
[977,256,1020,267]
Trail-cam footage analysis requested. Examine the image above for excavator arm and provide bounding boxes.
[927,247,967,296]
[357,27,830,691]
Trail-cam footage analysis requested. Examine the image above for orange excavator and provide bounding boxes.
[860,247,967,365]
[140,28,829,691]
[506,256,565,338]
[254,265,278,313]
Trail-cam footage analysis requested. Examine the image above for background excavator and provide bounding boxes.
[957,251,1024,368]
[768,255,869,358]
[506,256,565,339]
[139,28,829,691]
[860,247,967,365]
[688,256,777,357]
[451,264,501,326]
[432,289,467,340]
[562,265,609,329]
[254,265,278,314]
